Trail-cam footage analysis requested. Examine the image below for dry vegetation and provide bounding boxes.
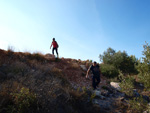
[1,48,148,113]
[0,49,100,113]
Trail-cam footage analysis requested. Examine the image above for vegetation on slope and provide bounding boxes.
[0,42,150,113]
[0,49,99,113]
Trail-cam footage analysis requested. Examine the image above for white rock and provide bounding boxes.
[93,90,101,96]
[110,82,121,91]
[80,65,87,71]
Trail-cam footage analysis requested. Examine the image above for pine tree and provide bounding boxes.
[137,42,150,90]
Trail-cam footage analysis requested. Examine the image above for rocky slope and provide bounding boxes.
[0,49,132,113]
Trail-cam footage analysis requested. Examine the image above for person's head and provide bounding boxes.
[53,38,55,41]
[93,61,97,66]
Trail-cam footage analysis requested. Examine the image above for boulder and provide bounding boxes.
[110,82,121,91]
[94,90,101,96]
[92,90,106,99]
[80,65,87,71]
[45,54,55,60]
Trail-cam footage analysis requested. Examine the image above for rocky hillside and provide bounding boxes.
[0,49,140,113]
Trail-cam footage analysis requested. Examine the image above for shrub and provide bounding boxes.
[128,96,149,112]
[137,42,150,91]
[26,52,45,61]
[100,64,119,78]
[32,53,45,61]
[119,72,135,96]
[82,86,88,93]
[51,67,70,86]
[99,47,138,74]
[90,93,96,101]
[69,89,88,103]
[7,87,37,113]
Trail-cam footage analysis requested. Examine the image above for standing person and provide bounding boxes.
[86,61,101,90]
[50,38,59,58]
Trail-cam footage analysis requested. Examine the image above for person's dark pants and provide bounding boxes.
[92,75,100,90]
[52,48,58,57]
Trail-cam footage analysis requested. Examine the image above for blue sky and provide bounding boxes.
[0,0,150,63]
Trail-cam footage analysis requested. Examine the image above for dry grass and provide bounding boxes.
[7,46,15,52]
[0,49,117,113]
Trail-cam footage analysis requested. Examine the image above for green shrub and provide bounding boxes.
[100,64,119,78]
[82,86,87,93]
[137,42,150,91]
[128,96,149,112]
[119,72,135,96]
[110,77,119,82]
[7,87,37,113]
[90,93,96,101]
[99,47,138,74]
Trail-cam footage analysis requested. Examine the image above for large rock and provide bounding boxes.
[94,90,101,96]
[92,90,106,99]
[80,65,87,71]
[110,82,121,91]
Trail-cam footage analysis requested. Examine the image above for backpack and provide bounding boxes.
[56,41,59,48]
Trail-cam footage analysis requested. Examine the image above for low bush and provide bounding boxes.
[137,42,150,91]
[25,52,45,62]
[128,96,149,112]
[100,64,119,78]
[7,87,37,113]
[119,72,135,96]
[99,47,139,74]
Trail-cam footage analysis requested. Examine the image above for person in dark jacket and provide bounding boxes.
[86,61,101,90]
[50,38,59,58]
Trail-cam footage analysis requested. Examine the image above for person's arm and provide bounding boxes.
[86,66,93,78]
[86,67,91,78]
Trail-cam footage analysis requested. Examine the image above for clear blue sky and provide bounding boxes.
[0,0,150,63]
